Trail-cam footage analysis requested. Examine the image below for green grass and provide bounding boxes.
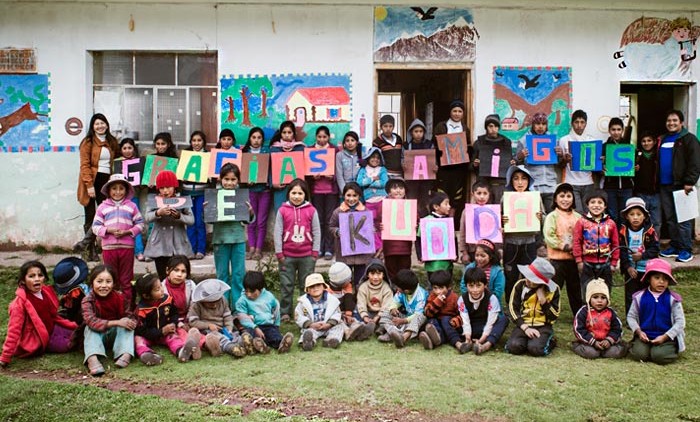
[0,266,698,421]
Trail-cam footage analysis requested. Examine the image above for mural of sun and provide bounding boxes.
[375,6,387,21]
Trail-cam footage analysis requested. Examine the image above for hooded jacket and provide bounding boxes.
[503,165,543,243]
[516,130,561,194]
[135,294,178,341]
[92,183,144,249]
[619,220,659,274]
[572,213,619,266]
[357,146,389,200]
[405,119,435,150]
[356,260,394,318]
[294,291,341,329]
[274,200,321,259]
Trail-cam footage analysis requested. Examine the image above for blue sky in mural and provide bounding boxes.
[494,67,571,105]
[0,74,50,148]
[373,6,474,49]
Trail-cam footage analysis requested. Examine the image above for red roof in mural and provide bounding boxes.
[294,87,350,106]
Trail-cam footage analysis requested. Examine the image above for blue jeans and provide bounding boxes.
[469,314,509,346]
[605,188,633,224]
[246,324,283,349]
[660,185,693,252]
[427,316,462,347]
[279,256,316,317]
[214,242,246,311]
[637,193,661,232]
[186,193,207,255]
[83,326,134,363]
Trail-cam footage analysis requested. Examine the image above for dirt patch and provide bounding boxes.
[10,369,498,422]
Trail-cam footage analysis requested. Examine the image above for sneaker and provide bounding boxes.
[356,322,376,341]
[387,326,405,348]
[253,337,270,354]
[660,246,680,258]
[114,353,132,368]
[241,332,256,355]
[377,333,391,343]
[301,330,315,351]
[139,351,163,366]
[418,332,433,350]
[224,343,246,358]
[205,332,223,357]
[178,330,201,362]
[677,250,694,263]
[424,324,442,347]
[195,252,205,260]
[322,338,340,349]
[457,342,471,354]
[278,332,294,353]
[186,328,202,360]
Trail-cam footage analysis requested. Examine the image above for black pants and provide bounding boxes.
[82,172,110,233]
[436,164,469,231]
[311,193,338,255]
[503,242,538,304]
[550,259,583,315]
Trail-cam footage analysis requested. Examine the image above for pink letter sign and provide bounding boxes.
[271,151,305,185]
[177,150,210,183]
[403,150,436,180]
[304,148,335,177]
[502,192,541,233]
[381,199,417,241]
[339,211,376,256]
[436,132,469,166]
[209,148,242,178]
[420,218,456,261]
[463,204,502,243]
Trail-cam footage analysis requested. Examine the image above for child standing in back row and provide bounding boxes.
[307,126,339,260]
[633,132,661,231]
[404,119,436,213]
[602,118,633,224]
[335,131,362,192]
[357,146,388,253]
[182,131,210,260]
[242,127,271,261]
[373,114,404,179]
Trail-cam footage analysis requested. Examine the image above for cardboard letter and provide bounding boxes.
[339,211,375,256]
[502,192,540,233]
[463,204,502,243]
[177,150,210,183]
[241,153,270,184]
[271,151,305,185]
[209,148,242,178]
[420,218,456,261]
[526,134,558,165]
[142,155,178,186]
[436,132,469,166]
[478,145,512,178]
[570,140,602,172]
[381,199,417,241]
[403,150,436,180]
[147,194,193,210]
[605,144,635,177]
[203,188,251,223]
[112,158,143,186]
[304,148,335,177]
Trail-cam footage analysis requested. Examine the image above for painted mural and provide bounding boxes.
[0,74,50,150]
[493,66,572,144]
[220,74,352,145]
[613,16,699,80]
[373,6,478,62]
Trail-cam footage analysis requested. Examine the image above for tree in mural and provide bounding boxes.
[0,102,48,138]
[225,96,236,123]
[240,86,252,127]
[259,87,268,118]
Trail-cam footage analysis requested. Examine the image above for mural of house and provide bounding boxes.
[285,86,350,124]
[0,0,699,247]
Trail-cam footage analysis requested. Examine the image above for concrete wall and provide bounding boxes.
[0,1,698,246]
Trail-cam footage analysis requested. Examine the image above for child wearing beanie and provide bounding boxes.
[572,278,627,359]
[472,113,514,204]
[327,262,374,341]
[373,114,404,179]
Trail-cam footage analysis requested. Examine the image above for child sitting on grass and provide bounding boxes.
[356,260,394,338]
[327,262,374,342]
[628,259,686,365]
[380,269,428,348]
[506,258,560,357]
[454,267,509,355]
[296,273,344,351]
[572,278,627,359]
[236,271,294,354]
[420,270,460,351]
[188,278,248,358]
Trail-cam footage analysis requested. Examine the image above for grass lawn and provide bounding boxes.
[0,265,698,421]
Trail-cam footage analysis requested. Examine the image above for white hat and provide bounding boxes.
[328,262,352,290]
[304,273,327,290]
[517,258,557,292]
[192,279,230,303]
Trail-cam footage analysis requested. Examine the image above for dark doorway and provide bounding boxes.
[620,83,690,141]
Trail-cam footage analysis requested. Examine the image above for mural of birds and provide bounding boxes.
[410,7,437,20]
[495,70,505,77]
[552,73,562,81]
[517,74,541,90]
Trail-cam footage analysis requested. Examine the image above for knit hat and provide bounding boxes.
[552,183,575,211]
[585,278,609,306]
[53,257,89,295]
[385,178,407,194]
[100,173,135,199]
[620,197,649,217]
[517,258,557,292]
[584,189,608,206]
[531,112,548,125]
[219,128,235,139]
[328,262,352,290]
[379,115,395,127]
[484,114,501,129]
[641,258,677,285]
[449,100,465,111]
[304,273,327,290]
[155,170,179,190]
[192,278,230,303]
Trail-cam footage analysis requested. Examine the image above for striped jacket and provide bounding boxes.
[92,197,144,249]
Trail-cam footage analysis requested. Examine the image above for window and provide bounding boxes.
[377,93,402,136]
[92,51,218,146]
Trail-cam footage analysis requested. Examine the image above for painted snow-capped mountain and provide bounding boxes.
[374,19,478,62]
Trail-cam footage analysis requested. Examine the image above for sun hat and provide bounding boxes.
[304,273,327,290]
[620,197,649,217]
[100,173,134,198]
[641,258,677,285]
[517,257,557,291]
[192,278,231,303]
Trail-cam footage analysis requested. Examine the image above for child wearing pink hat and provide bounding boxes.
[627,258,686,365]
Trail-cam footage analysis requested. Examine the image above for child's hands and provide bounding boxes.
[595,339,611,350]
[536,211,543,222]
[161,323,176,336]
[627,267,638,279]
[208,324,219,332]
[309,322,329,331]
[390,309,400,317]
[651,334,669,345]
[517,148,529,160]
[563,152,572,163]
[631,252,642,262]
[523,326,540,339]
[472,158,480,168]
[254,327,266,339]
[391,316,406,326]
[87,186,96,198]
[477,334,488,344]
[636,329,650,343]
[118,317,137,331]
[343,314,354,325]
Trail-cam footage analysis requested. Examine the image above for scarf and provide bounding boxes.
[339,201,366,212]
[94,290,125,321]
[165,279,187,318]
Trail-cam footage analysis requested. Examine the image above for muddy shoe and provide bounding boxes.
[387,326,405,348]
[456,341,471,354]
[322,338,340,349]
[356,322,376,341]
[474,342,491,355]
[186,328,202,360]
[224,343,246,358]
[418,332,433,350]
[241,332,256,355]
[377,333,391,343]
[346,323,362,341]
[301,330,315,351]
[253,337,270,354]
[139,351,163,366]
[86,355,105,376]
[278,332,294,353]
[424,324,442,347]
[205,332,223,357]
[114,353,132,368]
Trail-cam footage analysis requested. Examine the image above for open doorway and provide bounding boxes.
[375,68,472,141]
[619,82,693,141]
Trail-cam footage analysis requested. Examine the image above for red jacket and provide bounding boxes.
[1,286,77,364]
[424,290,460,319]
[572,214,619,266]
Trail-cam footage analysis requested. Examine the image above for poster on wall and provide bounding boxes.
[220,73,352,148]
[493,66,572,145]
[373,7,478,62]
[0,74,50,150]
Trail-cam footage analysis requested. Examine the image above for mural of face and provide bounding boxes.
[672,26,690,42]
